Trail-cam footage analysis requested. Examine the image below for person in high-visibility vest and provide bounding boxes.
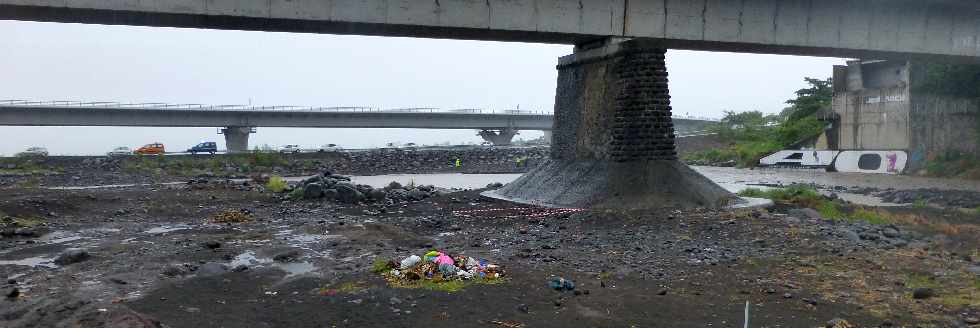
[454,158,461,168]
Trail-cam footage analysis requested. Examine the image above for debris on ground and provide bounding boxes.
[373,251,504,291]
[209,209,253,223]
[549,277,575,291]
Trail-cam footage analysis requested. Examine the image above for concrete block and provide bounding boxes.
[950,9,979,56]
[923,6,954,54]
[270,0,333,20]
[805,0,843,48]
[576,0,624,35]
[488,0,537,31]
[664,0,704,40]
[438,0,491,29]
[773,0,807,46]
[535,0,581,33]
[839,0,871,50]
[739,0,775,44]
[702,0,740,42]
[331,0,386,24]
[896,5,928,52]
[206,0,270,17]
[386,0,439,26]
[867,1,902,52]
[623,0,665,38]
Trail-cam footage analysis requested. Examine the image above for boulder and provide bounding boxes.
[323,189,338,201]
[54,248,90,265]
[335,183,363,203]
[369,189,387,201]
[303,183,324,199]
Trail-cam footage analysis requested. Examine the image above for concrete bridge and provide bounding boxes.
[5,0,980,208]
[0,100,719,151]
[3,0,980,60]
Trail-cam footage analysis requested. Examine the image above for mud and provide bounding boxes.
[1,172,978,327]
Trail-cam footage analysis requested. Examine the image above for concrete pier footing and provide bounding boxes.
[488,39,736,209]
[221,126,254,153]
[478,128,519,146]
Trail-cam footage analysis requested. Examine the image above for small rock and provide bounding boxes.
[964,317,980,325]
[553,299,562,307]
[109,278,128,285]
[825,318,851,327]
[783,293,793,299]
[912,287,935,299]
[273,250,301,262]
[657,289,668,296]
[517,304,529,313]
[232,265,249,272]
[161,264,188,277]
[389,297,402,305]
[203,241,222,249]
[5,287,19,298]
[54,248,90,265]
[882,227,900,238]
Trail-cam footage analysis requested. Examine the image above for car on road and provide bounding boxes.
[134,143,165,155]
[17,147,49,157]
[106,146,132,157]
[318,144,343,152]
[279,144,302,154]
[187,141,217,155]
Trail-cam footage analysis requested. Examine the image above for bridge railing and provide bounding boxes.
[0,99,721,120]
[0,99,555,115]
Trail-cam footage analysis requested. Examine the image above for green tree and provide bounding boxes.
[783,77,833,122]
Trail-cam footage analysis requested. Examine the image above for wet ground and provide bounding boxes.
[0,168,978,327]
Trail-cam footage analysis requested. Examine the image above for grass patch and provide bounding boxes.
[912,199,928,209]
[905,273,941,289]
[388,277,505,293]
[737,185,825,208]
[371,258,395,274]
[740,185,893,224]
[847,208,892,225]
[265,175,287,193]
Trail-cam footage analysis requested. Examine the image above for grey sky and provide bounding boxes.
[0,20,843,155]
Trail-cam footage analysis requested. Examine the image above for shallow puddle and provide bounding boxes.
[0,256,58,268]
[144,224,191,234]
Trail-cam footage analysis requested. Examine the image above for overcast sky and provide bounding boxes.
[0,20,844,155]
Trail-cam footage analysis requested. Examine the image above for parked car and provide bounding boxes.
[17,147,48,157]
[318,144,343,152]
[187,141,217,155]
[134,143,165,155]
[278,144,302,154]
[106,146,132,157]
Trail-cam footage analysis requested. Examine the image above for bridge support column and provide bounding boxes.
[487,39,735,209]
[542,131,553,144]
[221,126,254,153]
[478,128,518,146]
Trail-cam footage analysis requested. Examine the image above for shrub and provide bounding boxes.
[265,175,287,193]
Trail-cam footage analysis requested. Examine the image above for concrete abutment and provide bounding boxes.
[489,39,736,209]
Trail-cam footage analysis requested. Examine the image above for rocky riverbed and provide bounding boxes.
[1,168,979,327]
[0,147,549,187]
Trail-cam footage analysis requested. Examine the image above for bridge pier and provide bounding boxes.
[478,128,518,146]
[220,126,254,153]
[489,39,735,209]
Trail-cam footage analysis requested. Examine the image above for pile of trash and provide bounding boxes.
[376,251,504,285]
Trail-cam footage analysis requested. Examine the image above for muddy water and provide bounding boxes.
[692,166,980,192]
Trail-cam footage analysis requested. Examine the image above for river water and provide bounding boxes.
[44,166,980,206]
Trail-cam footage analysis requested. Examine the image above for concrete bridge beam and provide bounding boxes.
[221,126,254,153]
[489,39,735,209]
[478,128,519,146]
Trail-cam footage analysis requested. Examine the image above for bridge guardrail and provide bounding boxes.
[0,99,557,115]
[0,99,720,121]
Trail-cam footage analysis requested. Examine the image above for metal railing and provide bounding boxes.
[0,99,552,115]
[0,99,722,121]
